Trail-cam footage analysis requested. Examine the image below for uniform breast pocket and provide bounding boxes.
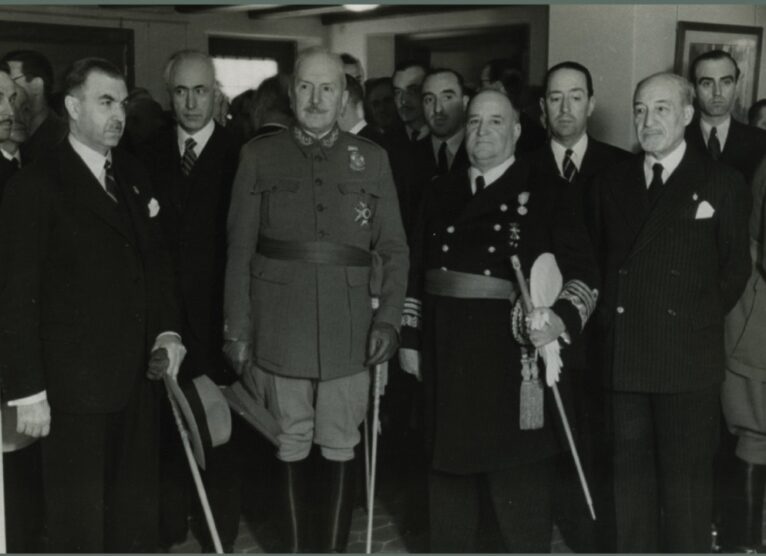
[254,178,301,229]
[250,256,296,366]
[338,180,380,232]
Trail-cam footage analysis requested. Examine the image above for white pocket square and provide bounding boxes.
[695,200,715,219]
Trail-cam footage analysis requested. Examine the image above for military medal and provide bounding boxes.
[508,222,521,248]
[348,146,366,172]
[518,191,529,216]
[519,346,544,430]
[355,201,371,226]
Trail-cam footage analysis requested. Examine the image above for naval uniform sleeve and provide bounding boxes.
[223,142,262,343]
[547,176,600,344]
[0,169,49,401]
[370,149,409,331]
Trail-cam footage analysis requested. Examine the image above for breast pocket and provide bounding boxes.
[250,255,296,366]
[254,178,301,229]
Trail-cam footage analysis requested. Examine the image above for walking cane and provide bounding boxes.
[365,361,385,554]
[511,255,597,521]
[0,399,6,553]
[163,375,224,554]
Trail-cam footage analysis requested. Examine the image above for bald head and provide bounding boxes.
[291,48,349,135]
[466,89,521,172]
[633,72,694,159]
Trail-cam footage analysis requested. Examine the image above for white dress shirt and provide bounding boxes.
[551,134,588,177]
[644,140,686,187]
[700,116,731,152]
[468,155,516,194]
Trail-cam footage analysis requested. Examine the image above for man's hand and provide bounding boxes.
[398,348,422,382]
[366,323,399,367]
[527,307,566,348]
[223,340,252,376]
[17,399,51,438]
[151,334,186,380]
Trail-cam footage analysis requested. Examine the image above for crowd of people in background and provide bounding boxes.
[0,41,765,555]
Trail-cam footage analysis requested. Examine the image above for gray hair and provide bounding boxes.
[163,49,217,91]
[293,46,347,90]
[634,72,695,107]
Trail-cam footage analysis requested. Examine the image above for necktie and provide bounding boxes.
[437,141,449,175]
[647,162,664,205]
[9,157,19,171]
[181,137,197,176]
[411,128,419,142]
[708,126,721,161]
[104,160,119,203]
[562,148,578,182]
[475,175,486,194]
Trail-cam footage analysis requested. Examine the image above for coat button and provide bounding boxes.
[494,224,502,231]
[315,178,323,186]
[616,306,625,314]
[488,246,496,253]
[442,244,449,252]
[446,226,455,234]
[483,269,491,276]
[441,266,448,271]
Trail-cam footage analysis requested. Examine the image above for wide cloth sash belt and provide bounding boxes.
[425,269,519,301]
[256,236,372,267]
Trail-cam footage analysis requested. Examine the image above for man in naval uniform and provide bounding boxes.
[400,89,599,552]
[223,47,408,553]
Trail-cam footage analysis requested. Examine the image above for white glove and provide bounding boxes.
[398,348,422,382]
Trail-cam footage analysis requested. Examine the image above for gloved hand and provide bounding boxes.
[527,307,566,348]
[398,348,422,382]
[151,333,186,380]
[366,322,399,367]
[223,340,252,376]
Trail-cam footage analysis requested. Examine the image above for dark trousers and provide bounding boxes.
[42,378,160,553]
[610,385,719,553]
[429,457,555,553]
[159,396,243,549]
[4,442,44,552]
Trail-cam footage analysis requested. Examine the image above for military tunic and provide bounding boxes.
[401,158,598,474]
[224,125,408,381]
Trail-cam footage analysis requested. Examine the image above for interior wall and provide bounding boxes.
[549,4,766,151]
[328,6,549,86]
[0,5,326,106]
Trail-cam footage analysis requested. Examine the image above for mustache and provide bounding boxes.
[106,123,123,133]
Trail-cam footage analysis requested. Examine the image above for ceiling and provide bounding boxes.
[172,4,484,25]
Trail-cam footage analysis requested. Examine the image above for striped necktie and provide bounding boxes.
[562,148,577,182]
[104,160,119,203]
[181,137,197,176]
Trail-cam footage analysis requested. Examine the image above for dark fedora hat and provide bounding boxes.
[164,374,231,470]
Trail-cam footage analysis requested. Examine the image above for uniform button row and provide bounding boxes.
[616,306,625,314]
[442,244,449,252]
[446,226,455,234]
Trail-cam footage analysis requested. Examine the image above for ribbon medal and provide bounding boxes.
[355,201,371,227]
[518,191,530,216]
[508,222,521,248]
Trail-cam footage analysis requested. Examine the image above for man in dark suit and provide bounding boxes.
[392,61,429,144]
[686,49,766,183]
[0,57,185,552]
[138,49,242,552]
[0,64,19,202]
[1,50,67,164]
[400,89,598,552]
[589,72,751,552]
[529,60,630,552]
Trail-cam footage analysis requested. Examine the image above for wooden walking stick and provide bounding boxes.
[163,375,224,554]
[511,255,596,521]
[365,361,385,554]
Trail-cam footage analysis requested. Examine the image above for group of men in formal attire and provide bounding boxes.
[0,40,764,555]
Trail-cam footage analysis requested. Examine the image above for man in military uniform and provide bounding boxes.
[400,89,598,552]
[223,47,408,553]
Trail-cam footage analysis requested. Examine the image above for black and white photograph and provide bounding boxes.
[0,2,765,554]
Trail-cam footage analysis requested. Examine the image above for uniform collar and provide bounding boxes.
[292,124,341,150]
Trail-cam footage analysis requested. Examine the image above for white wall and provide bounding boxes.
[327,6,549,86]
[0,5,326,105]
[549,4,766,151]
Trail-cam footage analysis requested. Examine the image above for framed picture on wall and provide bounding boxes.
[675,21,763,122]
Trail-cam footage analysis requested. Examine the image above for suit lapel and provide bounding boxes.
[112,149,151,255]
[605,155,648,239]
[182,124,221,214]
[63,141,133,243]
[628,148,701,259]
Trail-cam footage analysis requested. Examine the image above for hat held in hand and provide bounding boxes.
[164,374,231,470]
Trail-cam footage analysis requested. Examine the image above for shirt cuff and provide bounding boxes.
[8,391,47,407]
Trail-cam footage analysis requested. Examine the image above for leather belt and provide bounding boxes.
[257,237,372,267]
[425,269,519,301]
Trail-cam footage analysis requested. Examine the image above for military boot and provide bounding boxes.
[315,458,356,553]
[720,460,766,552]
[278,459,312,553]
